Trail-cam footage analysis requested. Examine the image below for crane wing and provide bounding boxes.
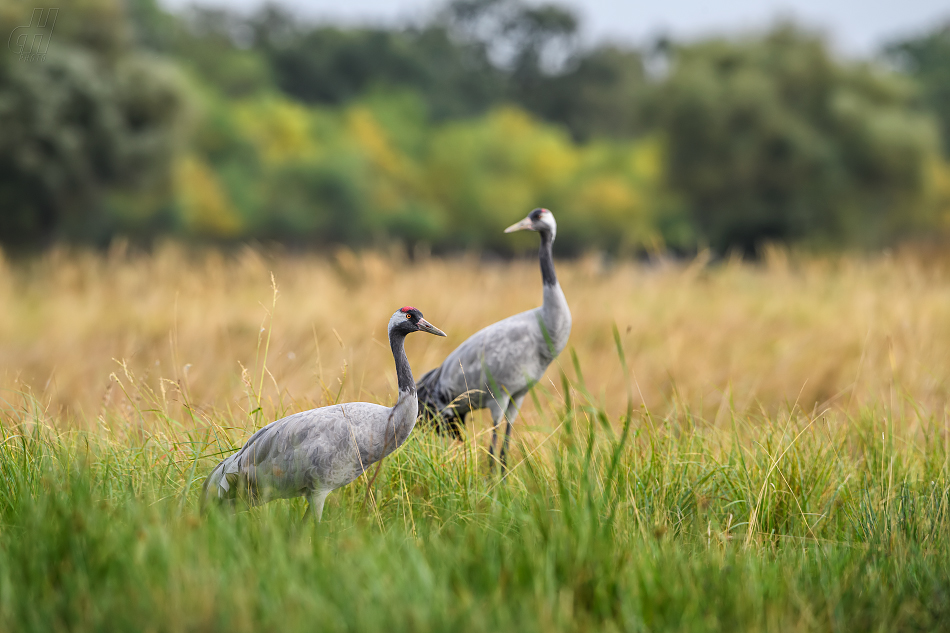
[209,402,396,503]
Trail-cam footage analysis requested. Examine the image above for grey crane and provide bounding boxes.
[201,307,446,520]
[417,208,571,470]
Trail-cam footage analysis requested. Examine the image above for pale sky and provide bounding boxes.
[161,0,950,57]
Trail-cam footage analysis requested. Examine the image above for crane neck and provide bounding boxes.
[539,230,557,287]
[389,331,416,395]
[538,228,571,358]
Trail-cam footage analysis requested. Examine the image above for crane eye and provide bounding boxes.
[405,313,412,319]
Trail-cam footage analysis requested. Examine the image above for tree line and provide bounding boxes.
[1,0,948,255]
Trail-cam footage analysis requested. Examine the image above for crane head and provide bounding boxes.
[504,208,557,237]
[389,306,446,337]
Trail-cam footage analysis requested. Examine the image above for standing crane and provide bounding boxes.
[201,307,446,520]
[417,208,571,470]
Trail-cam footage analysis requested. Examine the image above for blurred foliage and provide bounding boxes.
[652,25,941,253]
[885,24,950,156]
[177,89,672,252]
[0,0,947,254]
[0,0,189,246]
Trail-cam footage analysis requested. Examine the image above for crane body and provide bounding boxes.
[202,307,445,520]
[418,209,571,469]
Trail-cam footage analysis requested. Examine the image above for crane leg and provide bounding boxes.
[307,490,330,522]
[498,394,526,473]
[487,395,511,472]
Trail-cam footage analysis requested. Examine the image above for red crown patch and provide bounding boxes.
[400,306,416,313]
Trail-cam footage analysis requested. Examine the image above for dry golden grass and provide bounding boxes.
[2,243,949,439]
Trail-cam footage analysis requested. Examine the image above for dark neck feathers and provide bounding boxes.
[390,331,415,394]
[539,230,557,287]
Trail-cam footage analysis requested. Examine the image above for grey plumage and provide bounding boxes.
[202,307,445,520]
[418,208,571,469]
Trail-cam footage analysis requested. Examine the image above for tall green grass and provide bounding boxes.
[1,339,949,633]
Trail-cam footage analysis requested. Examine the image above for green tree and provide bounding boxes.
[652,24,939,254]
[170,0,648,141]
[528,45,648,142]
[228,4,505,121]
[0,0,189,247]
[885,23,950,156]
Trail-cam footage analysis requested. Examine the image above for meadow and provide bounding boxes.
[1,244,949,632]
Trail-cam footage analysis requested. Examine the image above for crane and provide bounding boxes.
[417,208,571,470]
[201,307,446,520]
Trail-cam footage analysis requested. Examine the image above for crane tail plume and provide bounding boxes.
[416,366,464,440]
[200,456,239,514]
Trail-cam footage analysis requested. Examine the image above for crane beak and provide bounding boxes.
[417,318,446,337]
[504,217,534,233]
